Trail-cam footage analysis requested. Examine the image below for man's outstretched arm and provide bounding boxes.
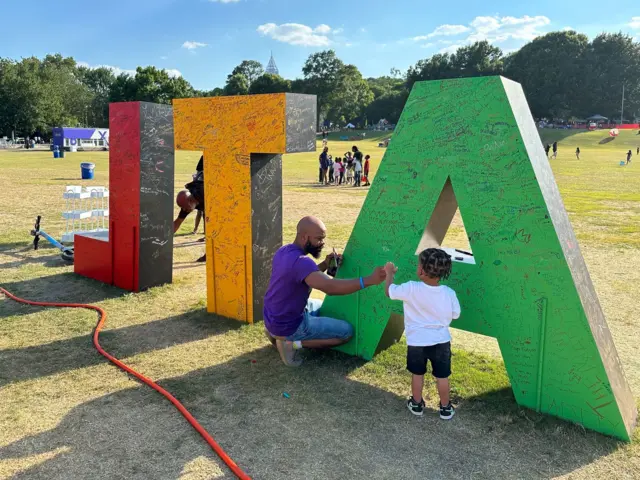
[305,267,386,296]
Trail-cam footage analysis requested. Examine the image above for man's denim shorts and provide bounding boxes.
[285,299,354,342]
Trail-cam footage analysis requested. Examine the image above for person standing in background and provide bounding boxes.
[363,155,371,186]
[353,154,362,187]
[320,146,330,185]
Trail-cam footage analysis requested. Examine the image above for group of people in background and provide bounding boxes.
[545,141,638,165]
[319,145,371,187]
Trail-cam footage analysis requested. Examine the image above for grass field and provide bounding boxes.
[1,128,640,479]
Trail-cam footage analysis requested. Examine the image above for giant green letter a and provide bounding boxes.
[320,77,636,440]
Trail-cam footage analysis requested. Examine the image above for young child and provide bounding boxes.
[334,158,343,185]
[346,161,354,185]
[363,155,371,186]
[384,248,460,420]
[353,155,362,187]
[345,152,353,184]
[575,147,580,160]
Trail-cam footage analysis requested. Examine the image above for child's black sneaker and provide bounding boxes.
[439,402,455,420]
[407,397,425,416]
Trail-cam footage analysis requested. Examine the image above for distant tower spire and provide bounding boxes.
[266,51,279,76]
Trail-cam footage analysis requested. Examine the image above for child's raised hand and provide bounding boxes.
[384,262,397,275]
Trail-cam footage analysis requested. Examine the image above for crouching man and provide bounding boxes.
[263,216,386,366]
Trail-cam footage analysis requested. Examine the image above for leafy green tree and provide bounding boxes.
[290,78,308,94]
[366,76,405,99]
[302,50,344,122]
[249,74,291,94]
[78,67,115,127]
[0,58,43,135]
[108,73,137,103]
[365,89,410,124]
[0,55,92,135]
[406,53,454,88]
[131,66,194,104]
[582,33,640,120]
[504,31,589,118]
[224,73,249,96]
[107,67,194,105]
[326,64,374,123]
[449,41,504,77]
[195,87,224,97]
[229,60,264,88]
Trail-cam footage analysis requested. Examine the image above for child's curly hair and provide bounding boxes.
[418,248,452,280]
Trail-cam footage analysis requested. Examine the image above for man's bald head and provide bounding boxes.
[176,190,197,212]
[297,216,326,235]
[296,216,327,259]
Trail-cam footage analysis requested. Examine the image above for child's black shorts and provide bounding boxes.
[406,342,451,378]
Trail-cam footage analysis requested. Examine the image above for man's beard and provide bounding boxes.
[305,240,323,259]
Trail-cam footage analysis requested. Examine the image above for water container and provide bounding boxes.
[53,150,59,159]
[81,162,95,179]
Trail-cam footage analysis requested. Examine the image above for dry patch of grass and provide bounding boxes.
[1,131,640,479]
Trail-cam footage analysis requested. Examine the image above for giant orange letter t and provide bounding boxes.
[173,94,317,322]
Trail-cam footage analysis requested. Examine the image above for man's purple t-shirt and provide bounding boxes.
[263,244,319,336]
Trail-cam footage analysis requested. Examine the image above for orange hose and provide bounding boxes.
[0,287,251,480]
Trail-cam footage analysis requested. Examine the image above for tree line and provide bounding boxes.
[1,30,638,137]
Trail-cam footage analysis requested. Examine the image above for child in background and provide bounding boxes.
[353,154,362,187]
[345,152,353,184]
[384,248,460,420]
[334,158,343,185]
[346,160,354,185]
[363,155,371,186]
[575,147,580,160]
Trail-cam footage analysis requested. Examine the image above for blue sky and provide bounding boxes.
[1,1,638,90]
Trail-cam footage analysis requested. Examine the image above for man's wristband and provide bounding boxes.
[359,277,365,290]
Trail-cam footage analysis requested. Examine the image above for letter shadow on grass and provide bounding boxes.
[0,345,623,480]
[0,307,242,388]
[0,273,124,317]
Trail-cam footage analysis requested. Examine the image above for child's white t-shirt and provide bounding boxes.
[388,281,461,346]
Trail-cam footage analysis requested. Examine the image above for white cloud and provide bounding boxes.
[315,24,332,34]
[562,26,574,32]
[413,15,551,50]
[208,0,240,3]
[182,41,207,50]
[77,61,136,77]
[420,42,435,49]
[630,17,640,29]
[467,15,550,43]
[413,24,470,41]
[333,27,344,35]
[160,56,168,60]
[257,23,333,46]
